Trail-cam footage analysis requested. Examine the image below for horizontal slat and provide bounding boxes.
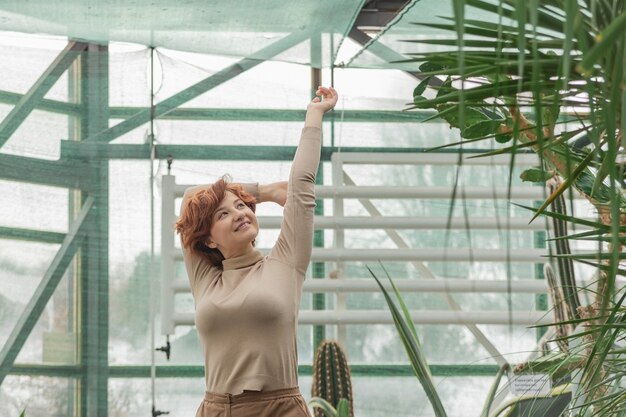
[332,152,540,166]
[173,184,580,200]
[256,216,589,230]
[173,310,552,326]
[171,277,622,294]
[172,248,571,263]
[170,278,549,293]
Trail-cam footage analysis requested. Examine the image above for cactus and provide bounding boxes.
[311,340,354,417]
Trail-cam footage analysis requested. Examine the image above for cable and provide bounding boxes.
[148,46,170,417]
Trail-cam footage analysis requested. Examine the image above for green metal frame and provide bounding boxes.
[83,31,310,143]
[9,364,501,378]
[76,44,110,417]
[0,226,65,244]
[0,196,95,386]
[60,143,522,161]
[0,89,80,115]
[0,91,437,122]
[0,41,87,148]
[0,153,96,190]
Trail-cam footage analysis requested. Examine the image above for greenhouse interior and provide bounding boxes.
[1,0,625,416]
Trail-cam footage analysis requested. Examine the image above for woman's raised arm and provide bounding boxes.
[268,86,337,275]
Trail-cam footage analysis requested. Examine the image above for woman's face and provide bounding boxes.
[207,191,258,258]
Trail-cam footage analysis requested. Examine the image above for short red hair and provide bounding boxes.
[175,176,256,267]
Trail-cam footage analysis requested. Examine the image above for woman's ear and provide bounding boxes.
[206,238,217,249]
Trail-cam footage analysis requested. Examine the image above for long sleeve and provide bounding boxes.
[269,126,322,275]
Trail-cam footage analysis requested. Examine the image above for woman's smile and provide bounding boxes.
[235,221,251,232]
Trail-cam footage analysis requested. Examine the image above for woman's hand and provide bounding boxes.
[307,86,338,113]
[258,181,288,207]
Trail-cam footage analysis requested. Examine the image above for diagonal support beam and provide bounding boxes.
[346,28,441,86]
[343,172,507,365]
[85,31,310,143]
[0,89,81,116]
[0,196,95,386]
[0,226,65,244]
[0,41,88,149]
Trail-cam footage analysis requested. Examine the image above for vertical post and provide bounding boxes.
[311,33,326,350]
[160,175,176,336]
[67,41,81,417]
[331,154,346,345]
[76,43,110,417]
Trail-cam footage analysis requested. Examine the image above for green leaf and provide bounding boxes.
[577,11,626,76]
[436,104,505,139]
[413,77,432,99]
[512,203,610,229]
[519,167,553,183]
[574,170,617,205]
[309,397,338,417]
[463,119,505,139]
[419,61,444,72]
[528,147,596,222]
[413,95,428,106]
[336,399,350,417]
[378,262,427,374]
[495,132,513,143]
[367,265,448,417]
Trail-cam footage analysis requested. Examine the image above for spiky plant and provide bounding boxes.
[405,1,626,415]
[311,340,354,417]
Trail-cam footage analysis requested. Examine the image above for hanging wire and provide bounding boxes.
[149,44,157,416]
[148,44,169,417]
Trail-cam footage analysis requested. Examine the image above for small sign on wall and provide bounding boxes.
[510,374,552,396]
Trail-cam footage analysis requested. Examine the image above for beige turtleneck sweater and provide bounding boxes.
[181,126,321,394]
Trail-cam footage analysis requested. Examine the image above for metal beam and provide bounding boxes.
[0,226,65,244]
[60,142,506,160]
[8,363,500,378]
[0,153,96,190]
[354,0,414,29]
[0,196,94,386]
[108,107,435,122]
[0,41,87,149]
[0,90,81,116]
[77,43,110,417]
[84,31,309,143]
[345,21,443,87]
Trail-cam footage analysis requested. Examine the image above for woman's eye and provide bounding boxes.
[238,203,245,208]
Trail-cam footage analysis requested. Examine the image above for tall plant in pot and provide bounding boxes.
[404,0,625,415]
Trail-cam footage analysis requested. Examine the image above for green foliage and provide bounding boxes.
[309,398,350,417]
[367,264,447,417]
[311,340,354,417]
[402,1,626,415]
[19,410,25,417]
[520,167,553,183]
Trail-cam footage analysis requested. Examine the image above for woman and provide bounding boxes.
[176,86,338,417]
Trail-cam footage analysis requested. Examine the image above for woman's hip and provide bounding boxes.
[196,387,312,417]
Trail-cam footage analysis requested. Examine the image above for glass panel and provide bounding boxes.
[0,376,75,417]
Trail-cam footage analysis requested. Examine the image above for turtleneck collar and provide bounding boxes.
[222,249,264,271]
